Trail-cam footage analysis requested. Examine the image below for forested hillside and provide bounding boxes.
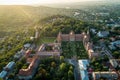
[0,5,76,37]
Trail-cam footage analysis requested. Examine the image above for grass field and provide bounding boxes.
[36,37,56,45]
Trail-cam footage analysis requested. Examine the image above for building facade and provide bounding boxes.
[57,31,99,59]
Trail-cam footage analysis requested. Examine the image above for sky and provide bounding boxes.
[0,0,102,5]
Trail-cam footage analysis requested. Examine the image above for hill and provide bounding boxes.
[0,5,75,37]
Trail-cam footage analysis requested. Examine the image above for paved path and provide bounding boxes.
[67,59,80,80]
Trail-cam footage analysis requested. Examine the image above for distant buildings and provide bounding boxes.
[25,50,32,58]
[24,43,31,49]
[110,59,118,68]
[35,30,39,39]
[95,13,110,16]
[78,60,89,80]
[97,31,109,38]
[92,72,118,80]
[14,49,25,59]
[109,40,120,50]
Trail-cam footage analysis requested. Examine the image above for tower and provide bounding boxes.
[69,31,75,41]
[57,32,62,43]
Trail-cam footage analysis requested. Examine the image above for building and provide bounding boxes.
[4,61,15,71]
[97,31,109,38]
[25,50,32,58]
[78,60,89,80]
[18,56,39,80]
[57,31,85,42]
[92,72,118,80]
[110,59,118,68]
[57,31,99,59]
[14,49,25,59]
[24,43,31,49]
[37,43,61,59]
[0,71,7,80]
[110,40,120,46]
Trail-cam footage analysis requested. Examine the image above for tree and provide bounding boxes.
[60,56,64,62]
[69,66,73,71]
[113,51,119,58]
[51,61,56,68]
[68,70,74,80]
[8,73,14,79]
[60,63,67,71]
[39,68,47,77]
[0,78,3,80]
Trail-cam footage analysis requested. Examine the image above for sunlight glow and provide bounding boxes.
[0,0,101,5]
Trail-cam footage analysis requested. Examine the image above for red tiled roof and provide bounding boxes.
[18,57,38,76]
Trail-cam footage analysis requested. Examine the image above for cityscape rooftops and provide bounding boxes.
[92,72,118,80]
[0,71,7,79]
[4,61,15,71]
[97,31,109,37]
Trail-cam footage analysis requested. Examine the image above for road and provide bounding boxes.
[66,59,80,80]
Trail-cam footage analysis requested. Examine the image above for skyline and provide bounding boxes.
[0,0,102,5]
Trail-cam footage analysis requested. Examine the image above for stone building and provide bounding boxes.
[57,31,99,59]
[18,56,39,80]
[36,43,61,59]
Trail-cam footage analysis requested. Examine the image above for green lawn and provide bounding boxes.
[36,37,56,45]
[61,41,88,59]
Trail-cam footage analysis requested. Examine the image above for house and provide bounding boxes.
[110,59,118,68]
[110,40,120,46]
[90,28,97,34]
[97,31,109,38]
[92,72,118,80]
[78,60,89,80]
[108,45,116,50]
[14,50,25,59]
[24,43,31,48]
[25,50,32,58]
[4,61,15,71]
[0,71,7,79]
[35,28,39,39]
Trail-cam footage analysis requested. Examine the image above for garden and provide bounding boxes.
[61,41,88,59]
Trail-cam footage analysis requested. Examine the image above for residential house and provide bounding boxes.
[14,50,25,59]
[97,31,109,38]
[110,59,118,68]
[24,43,31,49]
[92,72,118,80]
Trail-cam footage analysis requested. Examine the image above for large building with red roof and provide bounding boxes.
[18,56,39,80]
[36,43,61,59]
[57,31,99,59]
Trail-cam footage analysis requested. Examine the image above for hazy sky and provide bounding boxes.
[0,0,101,5]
